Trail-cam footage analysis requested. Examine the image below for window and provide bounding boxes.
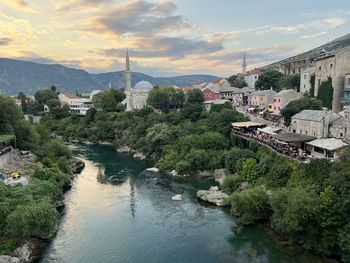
[305,131,308,135]
[304,75,306,79]
[300,130,302,133]
[278,99,281,102]
[348,78,350,85]
[293,129,296,133]
[340,133,343,137]
[319,66,322,71]
[318,79,321,87]
[304,85,306,89]
[330,64,333,69]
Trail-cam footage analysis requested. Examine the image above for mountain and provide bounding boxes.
[265,33,350,69]
[0,58,220,95]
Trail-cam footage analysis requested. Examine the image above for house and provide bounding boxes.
[343,73,350,105]
[314,47,350,112]
[244,69,261,90]
[202,85,221,101]
[306,138,348,159]
[58,92,93,116]
[272,89,303,115]
[82,90,101,100]
[291,109,341,139]
[300,67,315,94]
[248,89,276,109]
[203,99,230,111]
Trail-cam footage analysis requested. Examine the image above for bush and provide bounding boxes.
[222,175,244,194]
[0,238,20,255]
[176,160,191,174]
[229,186,271,225]
[225,147,256,173]
[6,200,59,238]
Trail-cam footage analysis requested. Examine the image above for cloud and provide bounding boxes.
[0,37,13,46]
[2,0,35,12]
[55,0,112,11]
[97,35,224,60]
[80,0,190,37]
[301,32,328,39]
[255,17,347,36]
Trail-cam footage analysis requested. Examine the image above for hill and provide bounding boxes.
[0,58,219,95]
[265,33,350,69]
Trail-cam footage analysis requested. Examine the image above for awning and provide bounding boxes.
[257,126,282,135]
[272,133,316,143]
[232,121,267,129]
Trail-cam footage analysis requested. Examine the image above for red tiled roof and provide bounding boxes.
[62,92,80,99]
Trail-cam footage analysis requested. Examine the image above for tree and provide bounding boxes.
[145,123,173,154]
[46,99,60,110]
[227,75,247,88]
[317,77,334,109]
[255,69,284,90]
[0,94,23,134]
[26,100,43,115]
[229,186,271,225]
[281,97,323,126]
[92,90,125,112]
[278,74,300,91]
[225,147,256,173]
[34,89,58,105]
[186,89,204,104]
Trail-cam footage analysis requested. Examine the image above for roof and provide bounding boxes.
[274,89,303,108]
[251,89,277,96]
[204,99,230,105]
[134,80,153,89]
[257,126,282,135]
[306,138,348,151]
[274,89,299,97]
[331,117,344,128]
[213,79,223,83]
[272,133,316,143]
[232,121,266,128]
[292,110,341,122]
[219,86,242,93]
[62,92,80,99]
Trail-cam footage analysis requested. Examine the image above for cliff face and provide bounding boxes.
[0,58,219,95]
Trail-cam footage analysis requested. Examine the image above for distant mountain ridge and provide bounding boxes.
[0,58,220,95]
[266,33,350,69]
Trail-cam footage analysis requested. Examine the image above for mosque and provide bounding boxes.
[123,49,153,111]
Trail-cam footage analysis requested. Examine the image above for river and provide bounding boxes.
[40,145,328,263]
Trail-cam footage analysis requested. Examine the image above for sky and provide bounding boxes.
[0,0,349,77]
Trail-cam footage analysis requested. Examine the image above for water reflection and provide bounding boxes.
[40,145,327,263]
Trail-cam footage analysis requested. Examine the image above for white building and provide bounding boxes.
[123,50,153,111]
[58,92,93,116]
[300,67,315,95]
[244,69,261,90]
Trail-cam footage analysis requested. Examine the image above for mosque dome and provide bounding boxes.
[134,80,153,89]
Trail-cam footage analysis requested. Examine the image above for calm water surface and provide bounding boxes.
[40,145,327,263]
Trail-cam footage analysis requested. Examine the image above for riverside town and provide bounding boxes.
[1,1,350,262]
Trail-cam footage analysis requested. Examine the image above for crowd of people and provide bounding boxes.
[0,146,13,157]
[233,129,311,161]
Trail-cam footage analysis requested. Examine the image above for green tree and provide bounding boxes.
[225,147,256,173]
[227,75,247,88]
[255,69,284,90]
[186,89,204,104]
[26,100,43,115]
[281,97,323,126]
[0,94,23,134]
[34,89,58,105]
[317,77,334,109]
[46,99,61,110]
[229,186,271,225]
[278,74,300,91]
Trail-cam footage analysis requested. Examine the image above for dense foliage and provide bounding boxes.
[227,75,247,88]
[281,97,323,126]
[317,77,334,109]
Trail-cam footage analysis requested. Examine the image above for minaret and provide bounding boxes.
[242,52,247,75]
[125,48,133,111]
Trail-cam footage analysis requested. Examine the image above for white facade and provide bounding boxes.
[70,100,93,116]
[244,73,260,90]
[124,50,152,111]
[300,67,315,94]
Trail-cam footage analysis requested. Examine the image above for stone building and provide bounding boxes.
[343,73,350,106]
[314,47,350,112]
[124,50,153,111]
[248,89,276,109]
[244,69,261,90]
[291,109,341,139]
[300,67,315,94]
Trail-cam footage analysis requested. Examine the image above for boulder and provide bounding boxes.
[197,170,212,178]
[197,186,229,206]
[0,256,20,263]
[169,170,178,177]
[146,167,159,173]
[133,152,147,160]
[172,194,182,201]
[116,145,132,153]
[238,182,249,193]
[214,169,229,185]
[14,241,33,262]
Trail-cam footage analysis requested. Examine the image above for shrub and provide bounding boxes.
[222,175,244,194]
[229,186,271,225]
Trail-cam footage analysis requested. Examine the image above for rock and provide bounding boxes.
[0,256,20,263]
[133,152,147,160]
[238,182,249,192]
[14,241,36,262]
[266,190,273,198]
[214,169,229,185]
[172,194,182,201]
[197,187,229,206]
[70,158,85,174]
[116,145,132,153]
[197,170,212,178]
[146,167,159,173]
[169,170,178,177]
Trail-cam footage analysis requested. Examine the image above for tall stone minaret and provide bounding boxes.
[125,48,133,111]
[242,52,247,75]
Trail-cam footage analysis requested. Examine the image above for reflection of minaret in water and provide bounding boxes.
[125,48,133,111]
[129,176,136,218]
